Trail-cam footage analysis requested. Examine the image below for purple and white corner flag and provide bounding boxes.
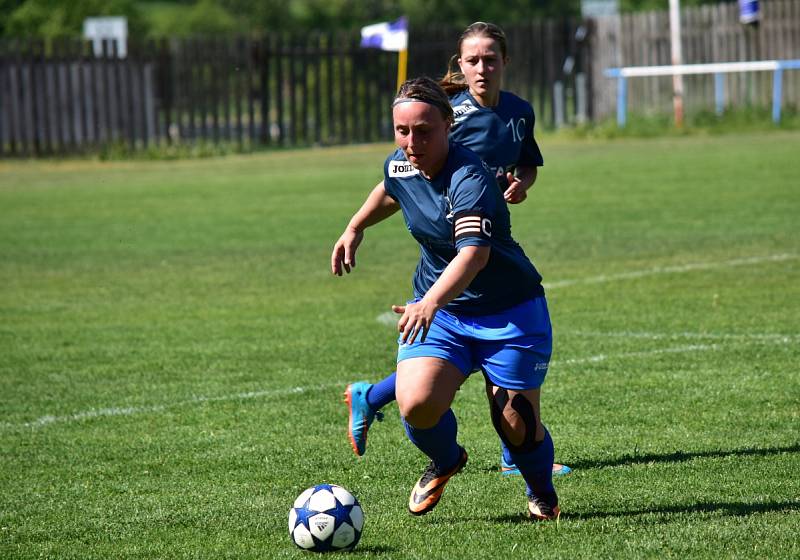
[360,17,408,52]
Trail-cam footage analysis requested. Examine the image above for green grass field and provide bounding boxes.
[1,131,799,559]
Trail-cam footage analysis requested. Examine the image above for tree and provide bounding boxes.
[166,0,238,36]
[4,0,147,38]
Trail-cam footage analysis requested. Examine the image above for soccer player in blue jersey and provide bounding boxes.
[332,77,559,519]
[443,22,542,206]
[343,22,570,478]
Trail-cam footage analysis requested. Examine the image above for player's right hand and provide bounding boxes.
[331,227,364,276]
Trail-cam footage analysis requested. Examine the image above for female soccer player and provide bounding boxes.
[332,77,559,519]
[343,22,569,477]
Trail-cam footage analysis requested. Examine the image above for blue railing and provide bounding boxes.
[604,60,800,126]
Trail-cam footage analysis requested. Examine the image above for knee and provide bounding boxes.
[398,392,444,429]
[500,413,530,447]
[490,391,543,453]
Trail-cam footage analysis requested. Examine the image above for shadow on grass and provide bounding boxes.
[562,499,800,521]
[475,443,800,475]
[350,544,396,554]
[485,500,799,524]
[565,442,800,471]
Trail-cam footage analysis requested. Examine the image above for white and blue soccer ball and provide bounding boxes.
[289,483,364,552]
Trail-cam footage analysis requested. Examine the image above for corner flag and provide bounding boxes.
[360,17,408,52]
[360,17,408,91]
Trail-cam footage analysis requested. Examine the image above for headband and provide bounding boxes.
[392,97,432,107]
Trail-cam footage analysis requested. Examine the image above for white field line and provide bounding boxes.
[5,332,794,431]
[552,343,719,366]
[376,311,399,326]
[543,253,797,289]
[3,255,794,431]
[564,331,800,344]
[5,382,342,431]
[376,253,797,325]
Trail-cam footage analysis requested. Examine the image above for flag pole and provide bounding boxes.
[396,48,408,92]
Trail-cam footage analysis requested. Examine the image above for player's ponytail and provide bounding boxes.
[440,54,468,96]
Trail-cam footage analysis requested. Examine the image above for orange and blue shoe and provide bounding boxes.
[344,382,383,457]
[408,447,468,516]
[527,494,561,521]
[501,456,572,477]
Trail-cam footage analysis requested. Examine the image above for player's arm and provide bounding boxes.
[394,244,490,344]
[505,105,543,204]
[504,164,538,204]
[331,181,399,276]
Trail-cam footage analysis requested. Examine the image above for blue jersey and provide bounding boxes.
[449,90,543,189]
[383,141,544,315]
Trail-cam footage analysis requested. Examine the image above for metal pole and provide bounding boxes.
[669,0,684,127]
[772,66,783,124]
[714,73,724,116]
[617,76,627,128]
[396,48,408,92]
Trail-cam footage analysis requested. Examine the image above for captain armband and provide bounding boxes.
[453,210,492,243]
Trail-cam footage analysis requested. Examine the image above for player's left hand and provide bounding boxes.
[392,301,438,345]
[503,172,528,204]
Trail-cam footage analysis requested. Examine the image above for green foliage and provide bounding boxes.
[563,106,800,140]
[1,132,799,558]
[216,0,582,33]
[620,0,728,13]
[95,138,255,160]
[400,0,581,27]
[4,0,148,38]
[158,0,237,36]
[1,0,740,38]
[0,0,26,36]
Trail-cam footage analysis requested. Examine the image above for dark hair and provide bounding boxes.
[439,22,508,95]
[394,76,454,124]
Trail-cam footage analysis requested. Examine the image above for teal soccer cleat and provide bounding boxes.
[501,456,572,477]
[344,382,383,457]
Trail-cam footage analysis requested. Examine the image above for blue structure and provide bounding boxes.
[605,60,800,127]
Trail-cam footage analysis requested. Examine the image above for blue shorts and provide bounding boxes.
[396,296,552,390]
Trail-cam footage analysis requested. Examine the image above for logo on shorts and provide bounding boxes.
[534,363,549,372]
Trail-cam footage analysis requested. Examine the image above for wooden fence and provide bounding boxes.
[409,19,593,129]
[0,21,589,157]
[591,0,800,118]
[0,39,159,157]
[2,1,800,157]
[0,34,400,157]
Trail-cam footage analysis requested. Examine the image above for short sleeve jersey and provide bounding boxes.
[383,141,544,315]
[449,90,544,189]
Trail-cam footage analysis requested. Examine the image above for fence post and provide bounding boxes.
[617,75,627,127]
[575,72,587,124]
[714,72,725,115]
[553,81,565,128]
[772,66,783,124]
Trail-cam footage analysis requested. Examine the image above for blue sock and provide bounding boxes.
[402,408,460,471]
[509,426,557,504]
[501,440,514,466]
[366,372,396,410]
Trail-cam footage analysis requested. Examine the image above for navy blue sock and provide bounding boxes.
[402,408,460,471]
[509,426,557,504]
[366,372,397,410]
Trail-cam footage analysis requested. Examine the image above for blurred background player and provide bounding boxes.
[332,77,560,519]
[344,21,570,478]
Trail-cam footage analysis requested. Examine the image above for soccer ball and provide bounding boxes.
[289,484,364,552]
